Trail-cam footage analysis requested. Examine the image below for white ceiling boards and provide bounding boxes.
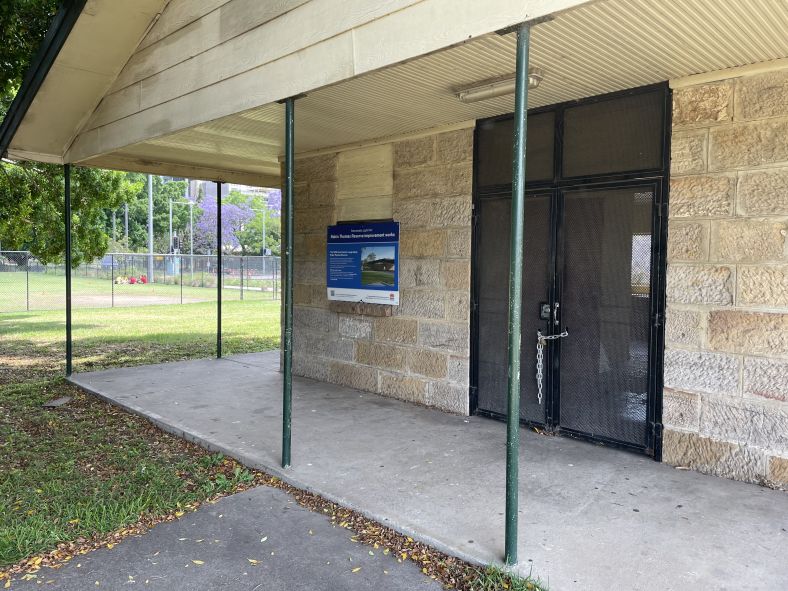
[6,0,788,185]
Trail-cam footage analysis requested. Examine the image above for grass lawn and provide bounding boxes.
[0,272,278,313]
[0,299,546,590]
[0,300,280,572]
[360,269,395,286]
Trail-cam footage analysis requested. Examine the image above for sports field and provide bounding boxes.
[0,272,278,312]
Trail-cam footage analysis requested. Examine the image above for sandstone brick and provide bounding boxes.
[671,130,708,175]
[711,218,786,262]
[338,315,372,339]
[293,353,329,382]
[441,260,470,289]
[328,361,377,392]
[665,307,702,347]
[301,233,326,259]
[394,163,472,200]
[667,221,709,261]
[662,388,700,431]
[701,398,788,453]
[374,317,418,344]
[355,342,406,370]
[418,321,469,354]
[662,429,765,483]
[447,228,472,258]
[294,283,313,306]
[738,265,788,307]
[435,127,473,164]
[709,119,788,171]
[447,356,470,386]
[298,153,337,182]
[768,456,788,487]
[399,259,441,289]
[398,290,444,319]
[428,381,469,414]
[445,291,470,322]
[669,174,734,218]
[295,207,334,233]
[400,230,446,258]
[735,70,788,121]
[394,136,435,169]
[308,181,337,207]
[663,348,740,396]
[407,349,448,378]
[378,372,427,404]
[707,310,788,357]
[672,81,733,126]
[738,167,788,215]
[665,264,733,305]
[393,197,471,228]
[294,306,335,333]
[743,357,788,402]
[328,301,392,317]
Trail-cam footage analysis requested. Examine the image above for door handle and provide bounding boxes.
[553,301,560,326]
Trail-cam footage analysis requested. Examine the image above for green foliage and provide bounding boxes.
[0,0,57,113]
[0,162,139,265]
[471,566,547,591]
[225,189,281,255]
[122,174,196,252]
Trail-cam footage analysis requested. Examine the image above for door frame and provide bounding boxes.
[469,83,671,459]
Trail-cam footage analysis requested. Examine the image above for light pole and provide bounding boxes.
[249,199,270,277]
[147,174,154,283]
[172,199,195,278]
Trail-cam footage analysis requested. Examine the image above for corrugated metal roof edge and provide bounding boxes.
[0,0,88,159]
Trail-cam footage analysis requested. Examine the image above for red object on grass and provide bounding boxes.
[139,275,148,284]
[129,276,137,284]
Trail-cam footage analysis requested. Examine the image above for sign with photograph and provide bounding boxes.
[326,221,399,305]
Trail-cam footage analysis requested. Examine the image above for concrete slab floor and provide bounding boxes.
[70,352,788,591]
[12,486,442,590]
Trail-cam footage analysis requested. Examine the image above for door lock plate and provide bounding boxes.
[539,302,551,320]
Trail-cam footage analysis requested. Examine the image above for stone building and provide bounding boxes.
[1,0,786,487]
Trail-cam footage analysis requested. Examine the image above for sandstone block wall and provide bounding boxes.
[290,128,473,414]
[665,68,788,486]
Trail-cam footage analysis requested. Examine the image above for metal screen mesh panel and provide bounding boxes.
[558,187,653,445]
[476,194,551,423]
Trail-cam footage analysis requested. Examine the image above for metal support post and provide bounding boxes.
[504,22,531,566]
[25,251,30,311]
[282,96,295,468]
[216,181,223,358]
[111,254,115,308]
[147,174,154,282]
[64,164,73,376]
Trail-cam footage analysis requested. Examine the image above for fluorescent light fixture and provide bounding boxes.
[456,67,544,103]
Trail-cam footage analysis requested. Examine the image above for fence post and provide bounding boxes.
[164,256,167,284]
[240,256,244,301]
[111,254,115,308]
[180,256,183,304]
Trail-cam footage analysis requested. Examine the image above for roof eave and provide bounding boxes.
[0,0,87,159]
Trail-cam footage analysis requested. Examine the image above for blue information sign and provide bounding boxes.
[326,221,399,305]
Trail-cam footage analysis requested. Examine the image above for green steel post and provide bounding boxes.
[282,97,295,468]
[64,163,73,376]
[217,181,223,358]
[505,22,530,566]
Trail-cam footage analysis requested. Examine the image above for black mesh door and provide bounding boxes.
[557,185,655,446]
[476,193,552,423]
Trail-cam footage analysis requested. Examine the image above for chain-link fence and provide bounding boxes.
[0,251,280,312]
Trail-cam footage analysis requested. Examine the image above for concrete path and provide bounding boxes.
[71,352,788,591]
[13,486,441,590]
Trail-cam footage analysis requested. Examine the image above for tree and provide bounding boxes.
[225,188,282,255]
[193,194,253,255]
[121,174,193,253]
[0,0,139,265]
[0,161,139,265]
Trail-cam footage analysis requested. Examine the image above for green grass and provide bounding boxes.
[470,566,547,591]
[361,269,395,286]
[0,300,281,568]
[0,272,278,313]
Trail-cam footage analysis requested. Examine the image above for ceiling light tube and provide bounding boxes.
[456,67,544,103]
